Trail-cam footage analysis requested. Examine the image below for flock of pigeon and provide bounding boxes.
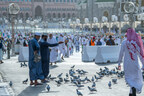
[47,65,124,96]
[9,65,144,96]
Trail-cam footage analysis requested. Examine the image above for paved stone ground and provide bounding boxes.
[0,51,144,96]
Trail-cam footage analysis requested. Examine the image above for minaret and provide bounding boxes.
[32,0,34,19]
[43,0,46,20]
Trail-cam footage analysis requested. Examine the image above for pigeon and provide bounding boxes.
[23,78,28,84]
[64,78,69,83]
[71,65,75,69]
[92,82,96,88]
[21,63,27,67]
[76,83,84,88]
[76,89,83,96]
[88,86,97,93]
[66,73,69,79]
[81,70,88,74]
[117,74,121,78]
[59,78,63,82]
[50,77,57,80]
[46,85,50,92]
[20,63,24,67]
[108,81,112,89]
[100,68,103,72]
[57,73,63,78]
[9,81,13,87]
[76,69,81,73]
[112,79,117,84]
[55,80,61,86]
[72,80,77,85]
[71,75,80,80]
[24,64,27,67]
[104,67,109,71]
[85,77,91,82]
[69,69,75,76]
[91,77,95,82]
[47,74,51,80]
[115,67,119,70]
[79,71,85,75]
[70,77,74,83]
[79,78,86,83]
[77,79,81,85]
[94,75,100,81]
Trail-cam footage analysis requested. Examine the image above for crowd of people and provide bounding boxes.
[0,24,144,96]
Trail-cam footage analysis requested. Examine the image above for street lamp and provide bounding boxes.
[8,3,20,56]
[123,2,137,28]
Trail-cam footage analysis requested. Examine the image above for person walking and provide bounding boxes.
[118,28,144,96]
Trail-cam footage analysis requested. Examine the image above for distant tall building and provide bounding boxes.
[81,0,144,22]
[0,0,79,20]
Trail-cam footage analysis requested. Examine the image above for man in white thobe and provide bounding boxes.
[118,28,144,96]
[58,34,65,60]
[47,34,58,65]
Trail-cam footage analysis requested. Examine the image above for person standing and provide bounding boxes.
[28,33,44,86]
[23,37,28,47]
[89,37,95,46]
[58,34,65,60]
[39,34,63,80]
[47,34,58,65]
[106,35,115,45]
[118,28,144,96]
[0,36,4,64]
[75,38,80,52]
[96,38,102,45]
[7,39,11,59]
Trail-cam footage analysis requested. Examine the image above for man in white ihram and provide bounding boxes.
[58,34,65,60]
[118,28,144,96]
[47,34,58,65]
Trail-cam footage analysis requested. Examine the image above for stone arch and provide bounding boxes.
[84,25,90,31]
[63,13,66,18]
[25,13,29,19]
[3,12,7,17]
[35,6,42,18]
[93,25,99,32]
[76,25,80,30]
[20,13,23,19]
[102,25,109,33]
[67,13,70,18]
[111,25,119,33]
[72,13,75,18]
[58,13,61,18]
[47,13,51,18]
[53,13,56,18]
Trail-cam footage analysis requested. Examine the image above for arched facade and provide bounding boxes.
[35,6,43,18]
[0,1,78,20]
